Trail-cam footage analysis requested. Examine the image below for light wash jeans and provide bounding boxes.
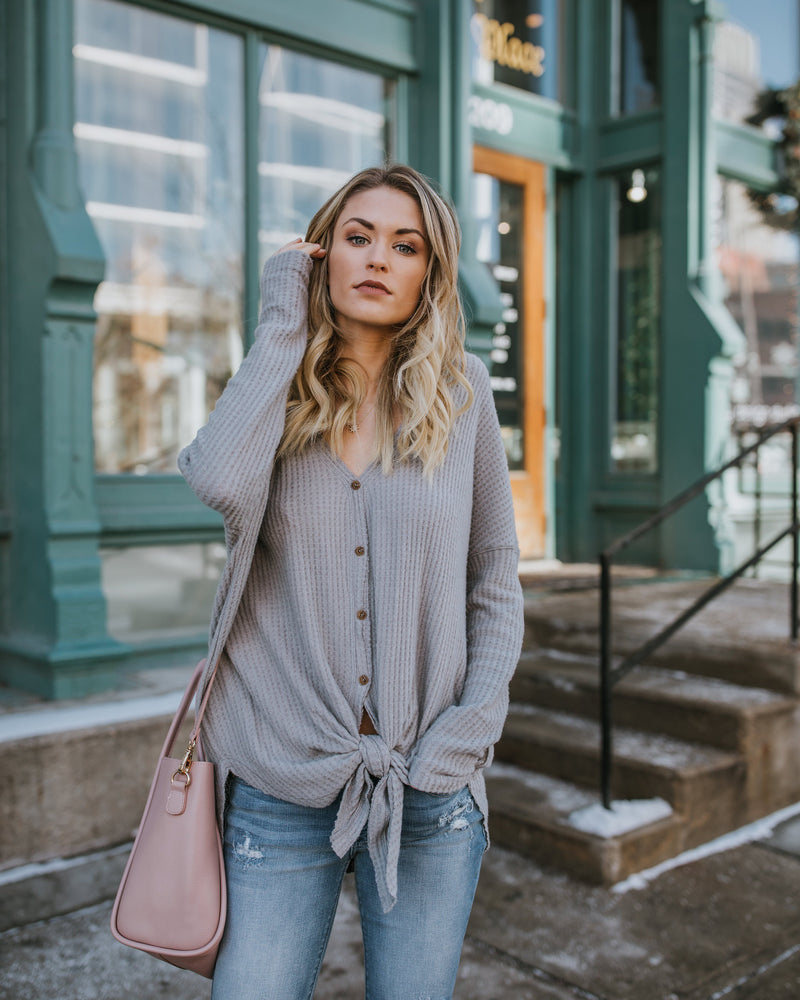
[211,774,486,1000]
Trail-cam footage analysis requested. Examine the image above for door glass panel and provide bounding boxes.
[612,168,661,473]
[471,0,567,104]
[257,45,392,263]
[473,172,526,470]
[74,0,244,475]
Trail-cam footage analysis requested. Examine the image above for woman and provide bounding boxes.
[178,164,524,999]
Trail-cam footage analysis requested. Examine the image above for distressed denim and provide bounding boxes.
[210,775,486,1000]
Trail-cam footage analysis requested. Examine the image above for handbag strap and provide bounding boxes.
[164,654,223,780]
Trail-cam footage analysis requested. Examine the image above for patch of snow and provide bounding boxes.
[567,798,673,838]
[487,763,597,812]
[611,799,800,893]
[0,689,185,743]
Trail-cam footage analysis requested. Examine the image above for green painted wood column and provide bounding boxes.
[412,0,503,365]
[658,0,744,571]
[1,0,128,698]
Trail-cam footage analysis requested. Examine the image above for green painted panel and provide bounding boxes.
[470,82,579,167]
[96,475,222,537]
[597,112,662,171]
[178,0,417,71]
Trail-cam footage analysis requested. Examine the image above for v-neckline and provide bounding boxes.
[325,447,380,483]
[324,427,402,483]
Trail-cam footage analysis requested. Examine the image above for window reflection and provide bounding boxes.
[612,168,661,473]
[74,0,244,474]
[615,0,660,115]
[101,543,227,642]
[717,176,800,427]
[713,1,799,127]
[258,46,391,262]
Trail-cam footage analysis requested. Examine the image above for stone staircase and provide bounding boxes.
[486,575,800,885]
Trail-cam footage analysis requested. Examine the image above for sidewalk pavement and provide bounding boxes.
[2,809,800,1000]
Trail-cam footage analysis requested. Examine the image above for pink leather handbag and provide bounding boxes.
[110,658,226,978]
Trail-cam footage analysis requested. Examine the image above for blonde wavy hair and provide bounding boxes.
[277,164,474,477]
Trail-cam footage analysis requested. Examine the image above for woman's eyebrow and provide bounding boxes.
[342,216,425,240]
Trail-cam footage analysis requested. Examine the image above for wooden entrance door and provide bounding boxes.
[473,146,546,558]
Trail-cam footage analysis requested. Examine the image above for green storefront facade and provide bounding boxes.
[1,0,796,698]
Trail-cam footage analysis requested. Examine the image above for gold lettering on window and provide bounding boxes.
[472,13,545,78]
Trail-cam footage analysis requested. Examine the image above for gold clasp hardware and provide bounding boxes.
[170,738,196,789]
[178,738,196,776]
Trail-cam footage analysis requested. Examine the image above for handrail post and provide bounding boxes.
[599,553,613,809]
[792,423,798,642]
[754,443,762,579]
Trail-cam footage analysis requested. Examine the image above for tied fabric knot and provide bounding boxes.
[330,734,409,913]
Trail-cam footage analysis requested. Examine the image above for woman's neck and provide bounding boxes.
[338,328,391,400]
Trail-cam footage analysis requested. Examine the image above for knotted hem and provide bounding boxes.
[330,734,409,913]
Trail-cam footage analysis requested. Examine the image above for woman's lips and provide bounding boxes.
[355,281,390,294]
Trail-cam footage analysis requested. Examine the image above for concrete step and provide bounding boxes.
[485,764,685,885]
[0,693,193,872]
[522,579,800,694]
[510,649,798,753]
[496,705,748,846]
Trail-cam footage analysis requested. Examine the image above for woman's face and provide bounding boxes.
[326,186,431,343]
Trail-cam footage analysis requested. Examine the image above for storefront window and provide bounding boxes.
[473,172,526,470]
[471,0,566,104]
[614,0,660,115]
[258,46,392,262]
[716,176,800,430]
[74,0,245,475]
[611,168,661,473]
[713,1,799,128]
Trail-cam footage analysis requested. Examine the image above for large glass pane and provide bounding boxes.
[614,0,660,115]
[612,168,661,473]
[473,173,526,470]
[714,1,799,127]
[258,46,392,262]
[74,0,244,474]
[101,543,226,643]
[717,176,800,427]
[471,0,567,104]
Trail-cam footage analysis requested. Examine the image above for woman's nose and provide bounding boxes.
[366,241,388,270]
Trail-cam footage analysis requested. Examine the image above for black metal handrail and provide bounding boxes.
[599,415,800,809]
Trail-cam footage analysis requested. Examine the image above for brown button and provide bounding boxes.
[351,480,361,490]
[356,609,368,620]
[359,675,370,686]
[355,546,365,557]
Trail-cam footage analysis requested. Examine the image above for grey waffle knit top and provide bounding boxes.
[178,248,524,912]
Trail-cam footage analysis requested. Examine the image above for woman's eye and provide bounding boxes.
[396,243,416,255]
[346,234,368,246]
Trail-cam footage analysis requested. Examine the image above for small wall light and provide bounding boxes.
[627,168,647,203]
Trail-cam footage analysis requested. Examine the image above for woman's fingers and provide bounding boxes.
[276,237,326,259]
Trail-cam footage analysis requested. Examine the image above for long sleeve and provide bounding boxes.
[408,357,524,791]
[177,249,313,541]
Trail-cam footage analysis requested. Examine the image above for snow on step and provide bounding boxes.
[520,650,788,709]
[486,763,675,838]
[505,703,739,771]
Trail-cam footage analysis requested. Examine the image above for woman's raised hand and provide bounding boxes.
[276,237,326,259]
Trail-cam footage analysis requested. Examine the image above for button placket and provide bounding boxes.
[350,476,372,708]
